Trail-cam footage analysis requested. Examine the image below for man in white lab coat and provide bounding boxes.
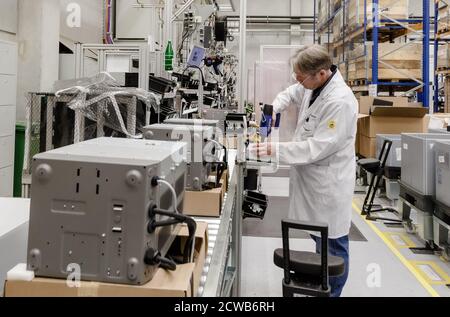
[253,45,358,297]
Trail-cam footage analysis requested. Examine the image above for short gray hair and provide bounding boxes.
[292,45,332,75]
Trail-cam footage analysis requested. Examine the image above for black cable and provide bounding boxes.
[144,248,177,271]
[153,208,197,263]
[159,256,177,271]
[219,142,228,166]
[216,142,228,187]
[215,162,226,188]
[148,195,197,261]
[148,219,181,232]
[177,23,200,63]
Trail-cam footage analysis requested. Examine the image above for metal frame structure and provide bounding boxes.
[238,0,248,111]
[316,0,431,107]
[23,92,141,174]
[434,0,450,113]
[74,43,150,90]
[74,43,153,130]
[435,0,440,113]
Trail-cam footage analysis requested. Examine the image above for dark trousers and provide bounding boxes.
[311,235,350,297]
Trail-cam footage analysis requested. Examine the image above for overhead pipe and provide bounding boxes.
[104,0,114,44]
[226,16,315,25]
[226,15,315,19]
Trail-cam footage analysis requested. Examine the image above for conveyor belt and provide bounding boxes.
[194,205,226,296]
[195,150,238,297]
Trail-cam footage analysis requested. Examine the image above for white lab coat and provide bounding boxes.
[272,70,358,239]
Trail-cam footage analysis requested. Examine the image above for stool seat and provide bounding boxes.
[273,249,345,277]
[358,158,381,174]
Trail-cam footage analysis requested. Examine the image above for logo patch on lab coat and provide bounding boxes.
[328,120,336,129]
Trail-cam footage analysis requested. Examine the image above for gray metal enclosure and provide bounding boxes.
[435,140,450,207]
[164,118,220,129]
[143,124,215,191]
[27,138,187,285]
[401,133,450,195]
[164,118,221,140]
[429,128,450,134]
[376,134,402,167]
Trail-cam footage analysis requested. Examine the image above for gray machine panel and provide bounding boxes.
[401,133,450,195]
[201,109,231,132]
[27,138,187,285]
[376,134,402,167]
[164,118,220,129]
[143,124,215,191]
[435,140,450,207]
[164,118,220,140]
[429,128,450,134]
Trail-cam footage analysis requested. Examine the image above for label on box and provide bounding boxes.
[439,155,446,164]
[403,143,408,150]
[396,148,402,161]
[368,85,377,97]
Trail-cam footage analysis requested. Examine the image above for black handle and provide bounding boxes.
[281,219,329,291]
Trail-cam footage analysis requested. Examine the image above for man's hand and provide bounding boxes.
[249,142,276,158]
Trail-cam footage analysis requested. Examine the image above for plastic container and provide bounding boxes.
[14,123,25,198]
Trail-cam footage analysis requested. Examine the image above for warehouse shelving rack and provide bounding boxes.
[314,0,431,107]
[435,0,450,112]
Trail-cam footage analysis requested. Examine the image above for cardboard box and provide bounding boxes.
[356,133,361,155]
[357,97,428,138]
[183,170,227,217]
[359,116,427,138]
[4,263,195,297]
[359,135,377,158]
[169,222,208,296]
[428,113,450,130]
[4,223,211,297]
[356,114,365,155]
[359,96,409,114]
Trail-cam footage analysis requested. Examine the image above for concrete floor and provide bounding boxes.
[241,176,450,297]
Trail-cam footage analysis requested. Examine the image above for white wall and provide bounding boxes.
[16,0,60,121]
[225,0,314,104]
[115,0,163,41]
[0,0,18,42]
[230,0,315,61]
[60,0,103,47]
[0,31,17,43]
[0,0,18,34]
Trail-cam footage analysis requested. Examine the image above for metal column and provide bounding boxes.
[434,0,439,113]
[238,0,247,112]
[313,0,317,43]
[231,163,244,297]
[372,0,379,90]
[423,0,431,109]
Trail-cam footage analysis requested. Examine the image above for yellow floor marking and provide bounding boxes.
[383,232,417,249]
[352,201,440,297]
[410,261,450,285]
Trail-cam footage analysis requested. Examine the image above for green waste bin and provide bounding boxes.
[14,123,25,198]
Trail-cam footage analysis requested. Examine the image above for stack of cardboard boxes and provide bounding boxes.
[444,77,450,113]
[357,97,428,158]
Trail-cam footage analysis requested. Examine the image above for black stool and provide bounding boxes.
[358,140,401,223]
[273,220,345,297]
